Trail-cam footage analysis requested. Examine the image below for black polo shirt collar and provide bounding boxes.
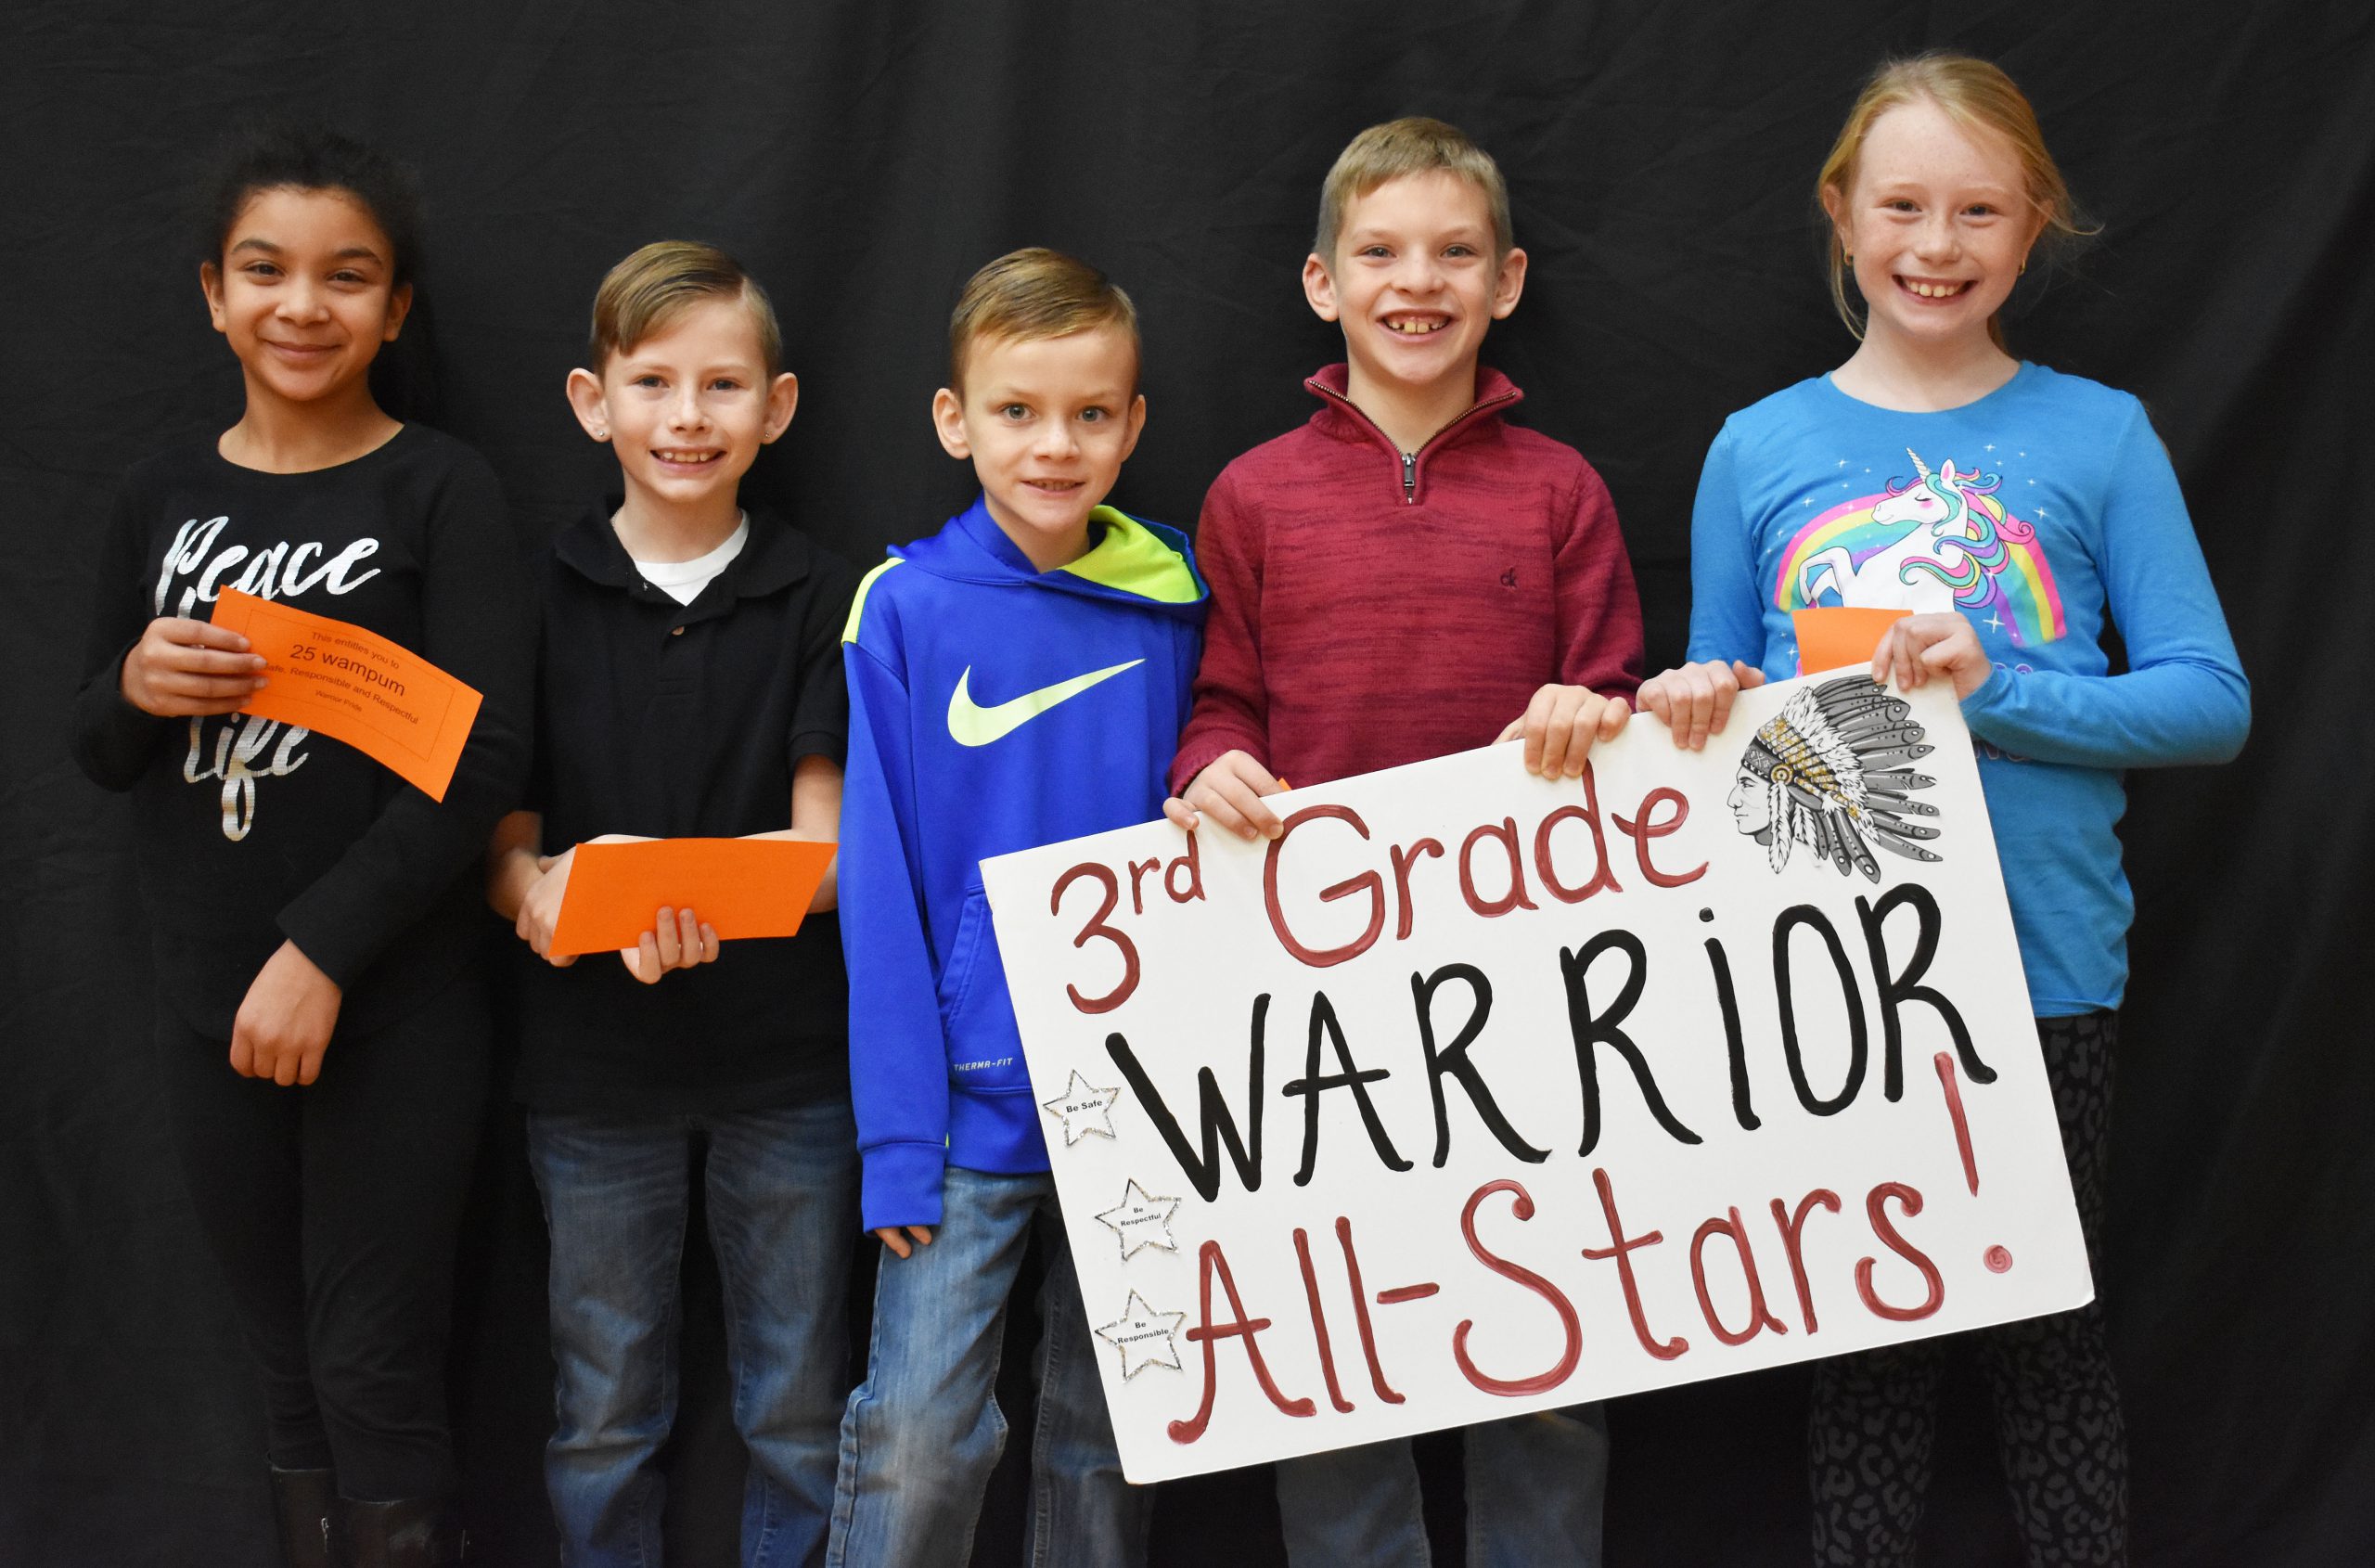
[553,500,815,627]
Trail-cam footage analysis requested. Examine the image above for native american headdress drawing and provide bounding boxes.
[1735,675,1944,880]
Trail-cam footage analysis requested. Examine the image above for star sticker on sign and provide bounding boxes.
[1095,1291,1188,1379]
[1094,1179,1182,1261]
[1040,1071,1121,1147]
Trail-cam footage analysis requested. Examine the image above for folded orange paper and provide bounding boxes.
[549,838,838,958]
[212,587,481,801]
[1792,606,1910,675]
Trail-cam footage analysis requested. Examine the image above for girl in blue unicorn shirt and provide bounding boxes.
[1636,51,2247,1567]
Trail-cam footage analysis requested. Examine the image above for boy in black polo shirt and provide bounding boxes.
[487,241,858,1567]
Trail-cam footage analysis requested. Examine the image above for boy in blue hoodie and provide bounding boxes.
[829,250,1205,1568]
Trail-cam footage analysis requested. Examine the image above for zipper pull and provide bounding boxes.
[1402,451,1417,505]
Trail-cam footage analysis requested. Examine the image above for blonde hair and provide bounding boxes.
[947,248,1140,393]
[1316,116,1513,263]
[586,239,783,377]
[1817,53,2091,348]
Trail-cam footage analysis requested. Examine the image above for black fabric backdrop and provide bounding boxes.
[5,3,2370,1563]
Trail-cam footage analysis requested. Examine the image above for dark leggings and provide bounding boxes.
[155,968,489,1501]
[1809,1010,2127,1567]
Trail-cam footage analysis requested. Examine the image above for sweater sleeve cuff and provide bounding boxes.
[276,882,400,992]
[1958,666,2009,726]
[861,1142,948,1232]
[1170,729,1265,797]
[1168,741,1220,798]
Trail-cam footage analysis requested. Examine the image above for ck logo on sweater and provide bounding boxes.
[946,660,1144,747]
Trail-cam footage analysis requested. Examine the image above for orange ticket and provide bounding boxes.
[1791,606,1910,675]
[212,587,481,802]
[548,838,838,958]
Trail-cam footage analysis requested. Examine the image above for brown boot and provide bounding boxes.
[327,1495,468,1566]
[269,1467,335,1568]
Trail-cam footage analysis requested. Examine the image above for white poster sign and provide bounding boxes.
[981,673,2090,1483]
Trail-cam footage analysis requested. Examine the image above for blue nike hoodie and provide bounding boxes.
[840,496,1206,1230]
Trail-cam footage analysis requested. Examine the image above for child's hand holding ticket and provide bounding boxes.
[211,586,481,801]
[546,838,837,958]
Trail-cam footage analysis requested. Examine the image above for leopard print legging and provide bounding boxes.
[1809,1010,2126,1566]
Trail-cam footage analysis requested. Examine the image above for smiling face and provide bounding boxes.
[201,186,409,413]
[1826,98,2045,354]
[567,295,797,529]
[1303,170,1526,411]
[932,324,1145,572]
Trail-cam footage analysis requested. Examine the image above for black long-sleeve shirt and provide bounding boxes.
[71,427,533,1038]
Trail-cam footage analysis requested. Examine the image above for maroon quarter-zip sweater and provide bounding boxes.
[1170,364,1643,794]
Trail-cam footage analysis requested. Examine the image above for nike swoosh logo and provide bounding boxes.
[947,660,1144,747]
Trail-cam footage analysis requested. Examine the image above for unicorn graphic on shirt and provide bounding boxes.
[1773,449,2066,648]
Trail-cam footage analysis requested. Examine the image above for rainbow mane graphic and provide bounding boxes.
[1772,449,2066,648]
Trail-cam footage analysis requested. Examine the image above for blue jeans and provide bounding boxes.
[529,1099,859,1568]
[828,1166,1146,1568]
[1275,1405,1610,1568]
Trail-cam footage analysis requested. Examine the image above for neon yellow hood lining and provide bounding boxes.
[1059,506,1201,604]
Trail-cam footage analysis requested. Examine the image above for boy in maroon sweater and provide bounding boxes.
[1164,118,1643,1568]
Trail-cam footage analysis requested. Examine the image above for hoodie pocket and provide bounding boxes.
[939,883,1029,1091]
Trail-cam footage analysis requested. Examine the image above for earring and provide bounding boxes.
[2019,258,2028,275]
